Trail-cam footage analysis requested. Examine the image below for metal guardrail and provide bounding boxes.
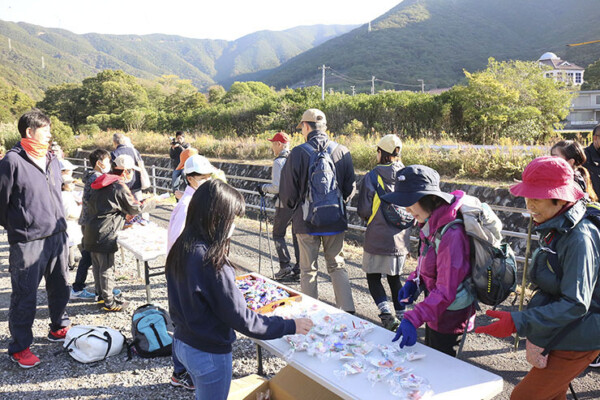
[68,156,533,263]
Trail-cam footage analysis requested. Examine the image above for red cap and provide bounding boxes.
[510,156,585,202]
[267,132,290,144]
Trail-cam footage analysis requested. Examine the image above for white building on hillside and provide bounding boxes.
[539,52,584,86]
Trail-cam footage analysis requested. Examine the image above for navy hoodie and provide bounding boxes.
[166,242,296,354]
[0,143,66,244]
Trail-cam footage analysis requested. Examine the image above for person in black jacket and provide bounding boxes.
[0,109,71,368]
[583,124,600,196]
[84,154,159,312]
[166,179,313,400]
[279,108,356,313]
[169,131,190,192]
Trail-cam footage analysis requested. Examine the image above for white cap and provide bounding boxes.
[184,155,217,175]
[59,159,79,171]
[113,154,140,171]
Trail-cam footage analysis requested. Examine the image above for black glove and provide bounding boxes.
[256,184,265,196]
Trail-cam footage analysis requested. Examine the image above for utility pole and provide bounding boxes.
[319,65,330,100]
[371,76,375,95]
[41,56,45,69]
[351,86,356,96]
[8,38,11,51]
[417,79,424,93]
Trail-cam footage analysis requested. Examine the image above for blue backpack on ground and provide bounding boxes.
[130,304,174,358]
[300,141,345,227]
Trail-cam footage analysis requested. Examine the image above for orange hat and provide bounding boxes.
[176,148,198,170]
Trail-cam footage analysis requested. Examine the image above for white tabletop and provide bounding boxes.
[117,223,167,262]
[250,274,503,400]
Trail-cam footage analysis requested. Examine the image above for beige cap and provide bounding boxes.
[296,108,326,130]
[377,134,402,154]
[113,154,140,171]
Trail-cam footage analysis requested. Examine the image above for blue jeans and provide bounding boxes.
[172,169,183,193]
[173,339,232,400]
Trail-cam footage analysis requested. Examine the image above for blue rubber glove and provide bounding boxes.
[391,319,417,348]
[397,280,418,309]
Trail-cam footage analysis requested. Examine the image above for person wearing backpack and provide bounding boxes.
[357,135,411,331]
[382,165,476,357]
[279,108,356,313]
[256,132,300,281]
[476,156,600,399]
[166,179,313,400]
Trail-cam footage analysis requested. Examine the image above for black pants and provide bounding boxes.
[366,273,402,311]
[425,325,461,357]
[272,206,299,268]
[72,248,92,292]
[91,252,116,307]
[8,232,71,354]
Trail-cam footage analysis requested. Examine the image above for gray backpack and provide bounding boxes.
[433,195,517,308]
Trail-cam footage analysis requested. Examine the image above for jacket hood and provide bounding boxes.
[421,190,465,238]
[306,130,330,147]
[373,162,404,185]
[534,200,586,235]
[91,173,122,189]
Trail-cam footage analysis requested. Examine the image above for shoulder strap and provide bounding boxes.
[367,171,383,225]
[434,219,464,252]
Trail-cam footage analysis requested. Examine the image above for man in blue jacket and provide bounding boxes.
[0,109,71,368]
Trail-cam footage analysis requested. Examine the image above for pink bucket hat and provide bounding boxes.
[510,156,585,202]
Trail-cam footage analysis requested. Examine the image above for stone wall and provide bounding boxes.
[74,150,534,262]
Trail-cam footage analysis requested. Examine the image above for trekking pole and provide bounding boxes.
[260,195,276,278]
[258,195,264,275]
[514,215,534,351]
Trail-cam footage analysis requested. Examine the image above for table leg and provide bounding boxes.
[145,261,152,304]
[120,246,126,265]
[137,259,141,278]
[256,344,264,376]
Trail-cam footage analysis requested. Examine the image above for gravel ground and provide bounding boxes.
[0,203,598,399]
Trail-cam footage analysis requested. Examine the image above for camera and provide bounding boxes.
[169,137,177,145]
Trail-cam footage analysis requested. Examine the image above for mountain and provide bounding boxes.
[0,20,356,99]
[262,0,600,91]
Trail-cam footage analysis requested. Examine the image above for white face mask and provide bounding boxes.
[98,160,110,174]
[227,223,236,239]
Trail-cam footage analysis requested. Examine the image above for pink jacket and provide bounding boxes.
[404,190,475,334]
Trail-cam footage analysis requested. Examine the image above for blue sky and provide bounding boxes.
[0,0,401,41]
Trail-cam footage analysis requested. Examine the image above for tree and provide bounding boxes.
[581,58,600,90]
[81,70,149,116]
[451,58,575,144]
[37,83,87,133]
[0,79,35,123]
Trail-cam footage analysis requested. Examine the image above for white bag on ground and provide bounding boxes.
[63,325,125,363]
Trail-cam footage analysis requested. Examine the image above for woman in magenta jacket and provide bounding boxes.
[382,165,475,356]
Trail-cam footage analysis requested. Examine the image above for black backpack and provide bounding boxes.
[130,304,174,358]
[368,171,414,231]
[299,141,345,227]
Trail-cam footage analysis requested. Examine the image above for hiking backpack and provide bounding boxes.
[130,304,174,358]
[300,141,345,227]
[368,171,415,230]
[431,194,517,308]
[63,325,126,364]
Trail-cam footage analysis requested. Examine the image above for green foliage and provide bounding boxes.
[0,79,35,123]
[49,116,75,151]
[0,122,20,152]
[582,58,600,90]
[36,83,86,132]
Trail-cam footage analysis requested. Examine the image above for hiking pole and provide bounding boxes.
[258,194,264,275]
[514,215,534,351]
[260,195,276,278]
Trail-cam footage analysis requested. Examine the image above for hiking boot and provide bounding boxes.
[10,348,41,369]
[70,288,96,300]
[95,289,122,304]
[274,265,293,280]
[47,326,70,342]
[102,299,129,312]
[171,371,195,390]
[590,353,600,368]
[379,312,401,332]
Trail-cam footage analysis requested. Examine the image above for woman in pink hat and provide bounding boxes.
[476,156,600,399]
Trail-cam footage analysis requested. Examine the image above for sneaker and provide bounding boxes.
[10,348,41,369]
[47,326,70,342]
[171,371,195,390]
[379,313,401,332]
[590,354,600,368]
[274,265,293,280]
[70,288,96,300]
[95,289,122,303]
[102,299,129,312]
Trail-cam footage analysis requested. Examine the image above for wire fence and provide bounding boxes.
[66,156,534,264]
